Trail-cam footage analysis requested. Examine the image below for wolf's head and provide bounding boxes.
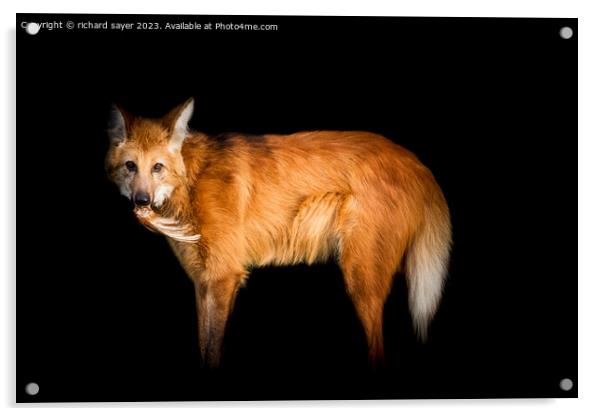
[105,98,194,211]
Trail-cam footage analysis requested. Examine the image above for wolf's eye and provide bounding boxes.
[125,161,137,172]
[152,163,164,173]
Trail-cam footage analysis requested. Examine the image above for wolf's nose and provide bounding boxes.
[134,192,151,206]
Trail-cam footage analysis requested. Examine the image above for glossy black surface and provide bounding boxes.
[17,14,576,401]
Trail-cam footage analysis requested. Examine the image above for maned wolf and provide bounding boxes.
[105,98,452,369]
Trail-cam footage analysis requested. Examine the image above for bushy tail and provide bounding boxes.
[405,199,452,342]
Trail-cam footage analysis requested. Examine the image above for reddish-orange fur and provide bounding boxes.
[106,99,452,369]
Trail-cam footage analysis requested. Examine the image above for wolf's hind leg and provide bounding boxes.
[339,260,392,368]
[337,223,400,369]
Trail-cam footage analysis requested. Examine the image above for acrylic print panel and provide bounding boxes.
[17,14,576,402]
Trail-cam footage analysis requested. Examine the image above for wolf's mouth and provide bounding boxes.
[134,206,153,218]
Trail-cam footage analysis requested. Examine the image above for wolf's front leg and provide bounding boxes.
[194,274,242,369]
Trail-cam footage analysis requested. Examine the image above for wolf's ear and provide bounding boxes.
[108,104,131,145]
[164,97,194,153]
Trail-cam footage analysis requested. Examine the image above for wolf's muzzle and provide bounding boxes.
[134,191,151,206]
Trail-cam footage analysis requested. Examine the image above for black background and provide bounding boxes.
[17,14,576,401]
